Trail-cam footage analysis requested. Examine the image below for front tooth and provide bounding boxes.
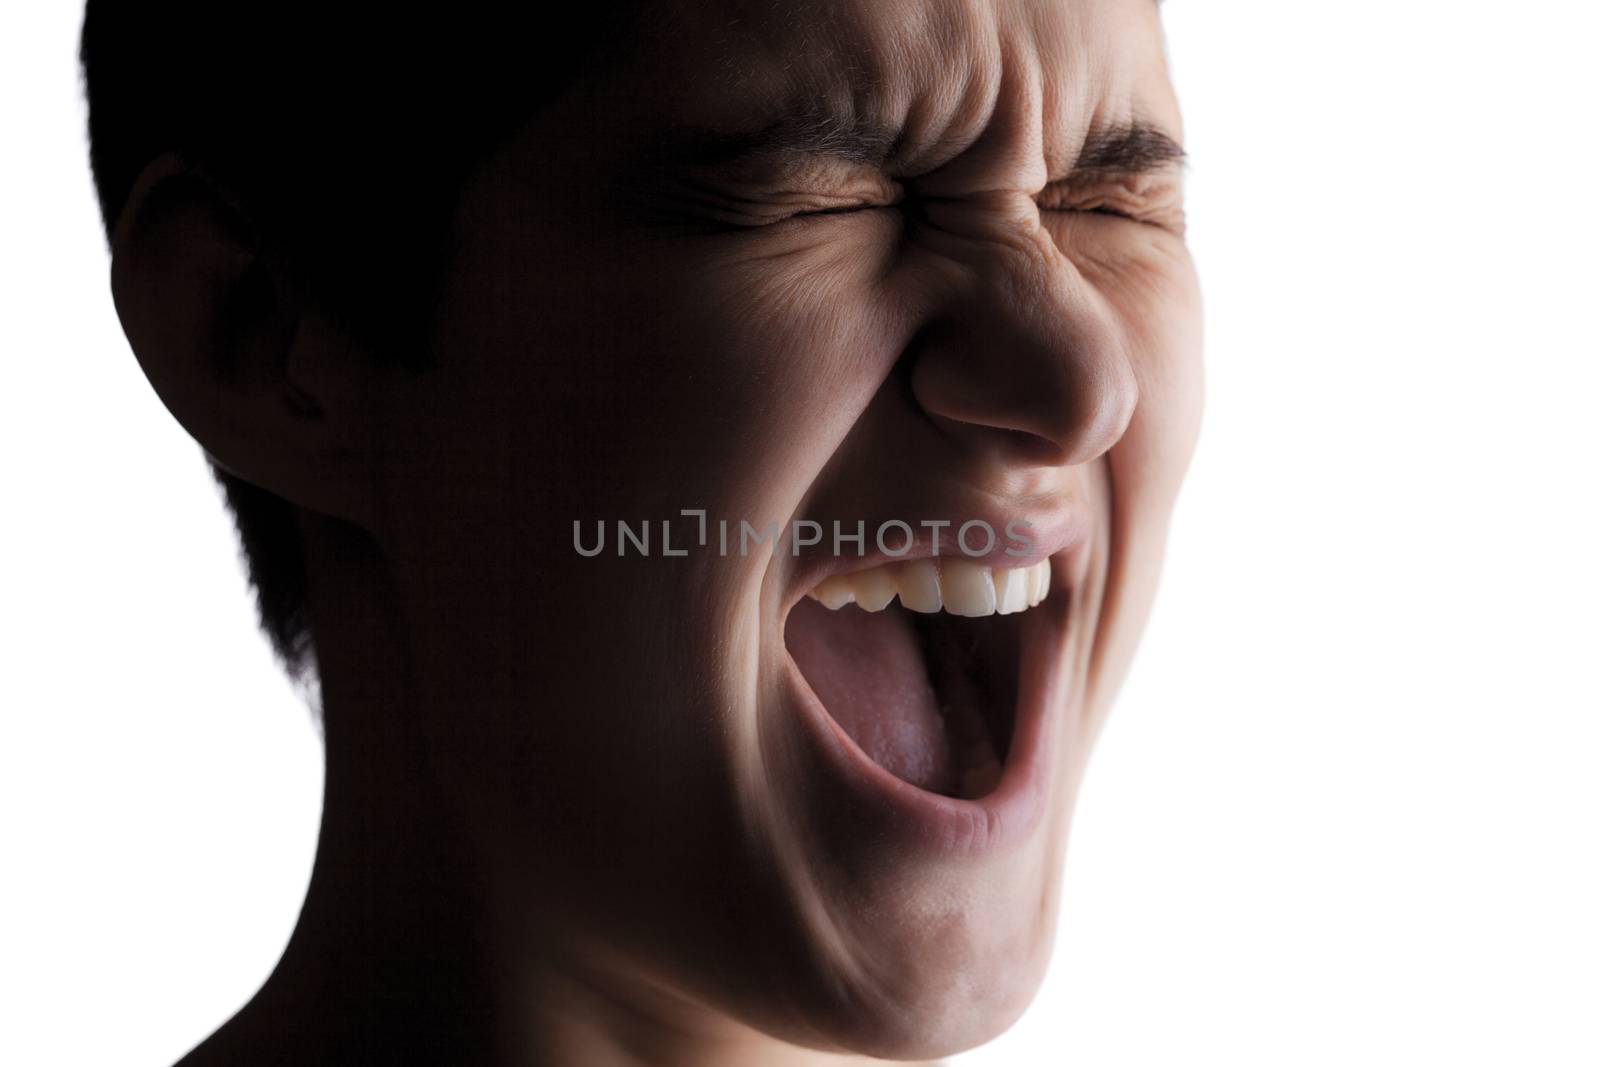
[852,566,898,612]
[1030,558,1051,606]
[993,566,1030,614]
[808,558,1050,615]
[897,559,943,613]
[813,575,856,610]
[942,561,997,617]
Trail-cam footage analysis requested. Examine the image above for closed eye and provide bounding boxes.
[790,202,889,219]
[1036,179,1185,235]
[1040,203,1137,220]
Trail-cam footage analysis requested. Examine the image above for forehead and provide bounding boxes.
[627,0,1177,178]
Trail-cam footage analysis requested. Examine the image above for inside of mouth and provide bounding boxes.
[785,598,1021,799]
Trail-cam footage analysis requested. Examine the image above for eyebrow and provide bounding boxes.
[1074,123,1188,174]
[650,111,1186,179]
[652,110,902,170]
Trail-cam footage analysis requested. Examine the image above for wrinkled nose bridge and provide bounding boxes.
[906,209,1139,468]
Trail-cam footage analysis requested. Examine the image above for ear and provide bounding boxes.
[109,151,380,526]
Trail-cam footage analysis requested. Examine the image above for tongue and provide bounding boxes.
[785,597,957,793]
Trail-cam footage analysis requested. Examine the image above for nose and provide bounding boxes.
[907,213,1138,469]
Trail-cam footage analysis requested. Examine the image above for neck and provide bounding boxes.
[180,513,928,1067]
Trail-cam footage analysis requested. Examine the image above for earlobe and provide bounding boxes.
[109,152,378,526]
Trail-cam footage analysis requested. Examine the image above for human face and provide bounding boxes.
[369,0,1200,1057]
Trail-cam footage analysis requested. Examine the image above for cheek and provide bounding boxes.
[1060,230,1201,721]
[626,220,911,505]
[424,223,894,524]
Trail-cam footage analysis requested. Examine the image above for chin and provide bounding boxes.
[733,529,1102,1058]
[825,909,1056,1059]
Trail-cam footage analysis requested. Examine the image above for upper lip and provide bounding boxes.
[782,509,1087,613]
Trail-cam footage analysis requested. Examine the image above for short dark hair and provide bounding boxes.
[81,1,636,681]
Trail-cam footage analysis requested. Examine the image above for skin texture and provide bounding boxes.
[108,1,1200,1064]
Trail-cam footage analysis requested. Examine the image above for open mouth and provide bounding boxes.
[784,558,1050,801]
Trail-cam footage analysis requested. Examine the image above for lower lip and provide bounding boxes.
[780,559,1070,858]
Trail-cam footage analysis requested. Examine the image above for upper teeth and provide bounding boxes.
[806,558,1051,618]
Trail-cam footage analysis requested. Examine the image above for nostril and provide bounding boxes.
[920,414,1070,467]
[994,426,1069,466]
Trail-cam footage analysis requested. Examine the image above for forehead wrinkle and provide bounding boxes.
[660,0,893,168]
[885,0,1005,176]
[900,4,1058,196]
[763,0,993,174]
[941,23,1049,192]
[1033,0,1183,180]
[644,0,1178,187]
[733,0,1014,165]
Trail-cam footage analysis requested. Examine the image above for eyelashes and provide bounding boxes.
[1035,174,1186,234]
[782,201,1158,232]
[788,202,894,219]
[1036,186,1140,221]
[1039,203,1138,221]
[761,184,1183,235]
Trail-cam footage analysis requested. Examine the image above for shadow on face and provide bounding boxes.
[384,0,1201,1055]
[106,0,1201,1059]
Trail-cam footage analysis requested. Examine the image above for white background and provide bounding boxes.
[3,4,1597,1065]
